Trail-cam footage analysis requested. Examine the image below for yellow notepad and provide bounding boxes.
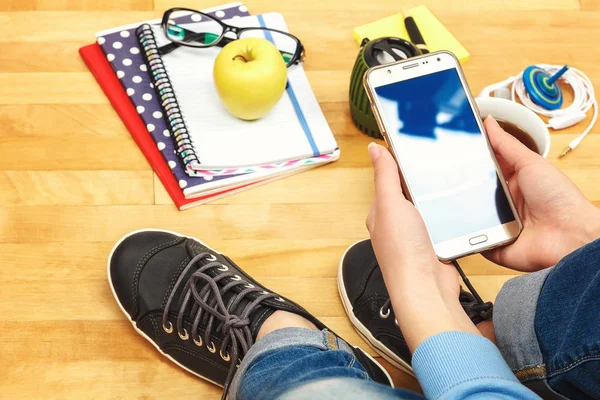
[353,5,470,64]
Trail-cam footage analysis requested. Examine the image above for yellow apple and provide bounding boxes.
[213,37,287,120]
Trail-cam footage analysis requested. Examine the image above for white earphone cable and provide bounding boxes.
[510,64,597,157]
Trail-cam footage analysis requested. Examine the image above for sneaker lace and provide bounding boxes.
[452,260,493,324]
[162,252,278,400]
[379,292,492,326]
[378,260,493,325]
[458,290,493,325]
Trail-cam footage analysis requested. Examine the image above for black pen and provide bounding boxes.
[403,8,429,54]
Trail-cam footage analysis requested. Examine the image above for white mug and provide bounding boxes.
[475,97,550,158]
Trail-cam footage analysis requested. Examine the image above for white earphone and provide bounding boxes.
[478,64,597,157]
[479,76,518,99]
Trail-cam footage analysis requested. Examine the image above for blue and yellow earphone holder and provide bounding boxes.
[479,64,597,157]
[521,65,569,110]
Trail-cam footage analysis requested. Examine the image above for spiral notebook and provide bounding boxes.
[95,2,252,185]
[137,13,338,171]
[94,5,338,199]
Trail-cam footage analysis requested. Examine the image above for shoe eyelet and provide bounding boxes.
[218,264,228,271]
[163,321,173,333]
[379,306,390,319]
[261,290,269,295]
[232,275,242,281]
[193,336,203,347]
[276,297,285,302]
[245,283,255,288]
[220,349,230,362]
[207,341,216,353]
[394,318,399,327]
[205,254,217,262]
[178,328,189,340]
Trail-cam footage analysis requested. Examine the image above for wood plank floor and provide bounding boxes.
[1,0,598,398]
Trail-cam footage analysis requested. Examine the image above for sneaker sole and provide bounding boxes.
[337,239,415,377]
[108,229,393,388]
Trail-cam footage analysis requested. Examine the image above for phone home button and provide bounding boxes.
[469,235,488,245]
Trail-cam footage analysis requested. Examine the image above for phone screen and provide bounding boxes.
[374,67,515,244]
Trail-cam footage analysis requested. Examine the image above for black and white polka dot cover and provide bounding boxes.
[95,3,250,193]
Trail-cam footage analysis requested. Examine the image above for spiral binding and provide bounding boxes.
[135,23,201,168]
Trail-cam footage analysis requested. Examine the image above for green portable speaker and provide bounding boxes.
[349,37,420,139]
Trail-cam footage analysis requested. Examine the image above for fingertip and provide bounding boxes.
[484,115,502,135]
[368,142,381,163]
[484,114,511,149]
[370,142,404,202]
[484,113,535,168]
[369,142,397,168]
[481,247,502,266]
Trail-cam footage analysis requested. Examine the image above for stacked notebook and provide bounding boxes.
[80,2,339,209]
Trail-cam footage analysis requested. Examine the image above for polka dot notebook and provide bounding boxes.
[137,13,338,173]
[95,3,339,198]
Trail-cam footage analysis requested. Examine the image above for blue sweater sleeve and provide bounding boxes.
[412,331,541,399]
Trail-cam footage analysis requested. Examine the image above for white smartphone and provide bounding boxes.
[364,51,522,261]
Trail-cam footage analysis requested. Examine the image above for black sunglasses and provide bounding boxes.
[158,8,305,67]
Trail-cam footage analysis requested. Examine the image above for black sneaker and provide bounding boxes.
[108,229,393,399]
[337,239,493,375]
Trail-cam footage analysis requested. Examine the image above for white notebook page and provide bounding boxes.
[152,13,337,170]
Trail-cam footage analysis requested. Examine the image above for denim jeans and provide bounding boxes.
[229,327,425,400]
[494,238,600,399]
[230,238,600,399]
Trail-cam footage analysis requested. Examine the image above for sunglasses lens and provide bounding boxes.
[165,11,223,47]
[239,29,299,65]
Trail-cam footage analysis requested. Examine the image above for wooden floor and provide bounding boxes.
[2,0,599,398]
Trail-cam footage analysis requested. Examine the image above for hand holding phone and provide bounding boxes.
[366,141,482,351]
[365,115,600,354]
[482,117,600,271]
[364,51,522,261]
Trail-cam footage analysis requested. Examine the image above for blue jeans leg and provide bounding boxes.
[536,238,600,399]
[494,238,600,399]
[230,327,424,400]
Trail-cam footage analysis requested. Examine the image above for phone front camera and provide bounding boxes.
[437,57,441,61]
[387,69,391,74]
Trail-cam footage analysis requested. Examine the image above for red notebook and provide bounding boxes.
[79,43,265,210]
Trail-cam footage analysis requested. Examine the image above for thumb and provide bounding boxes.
[484,116,537,171]
[368,143,405,207]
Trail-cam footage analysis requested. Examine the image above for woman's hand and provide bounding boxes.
[483,117,600,272]
[366,143,480,352]
[366,143,457,299]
